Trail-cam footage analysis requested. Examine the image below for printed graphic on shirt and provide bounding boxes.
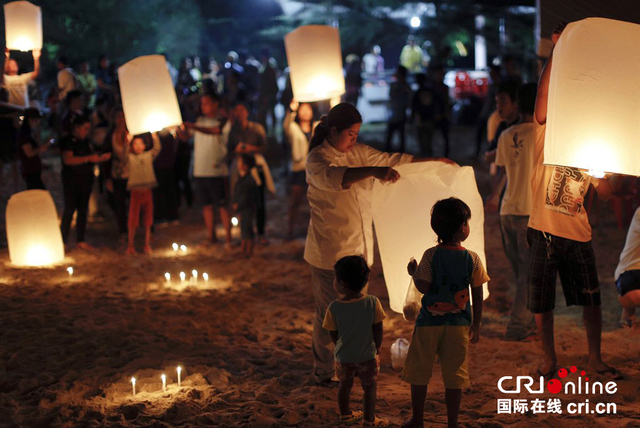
[545,167,589,217]
[510,132,524,159]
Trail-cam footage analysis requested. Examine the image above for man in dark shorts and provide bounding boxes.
[528,23,621,380]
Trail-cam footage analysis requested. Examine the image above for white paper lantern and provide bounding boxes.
[285,25,345,102]
[6,190,65,267]
[118,55,183,136]
[545,18,640,176]
[371,163,489,314]
[4,1,42,51]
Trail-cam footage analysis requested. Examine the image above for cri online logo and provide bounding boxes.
[498,366,618,395]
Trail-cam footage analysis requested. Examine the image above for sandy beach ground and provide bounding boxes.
[0,125,638,427]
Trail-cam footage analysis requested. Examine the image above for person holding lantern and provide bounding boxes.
[528,23,621,380]
[3,47,40,107]
[305,102,454,385]
[59,115,111,250]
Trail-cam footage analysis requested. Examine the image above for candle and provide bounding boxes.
[177,366,182,387]
[179,272,186,283]
[231,217,239,227]
[192,269,198,282]
[67,266,73,276]
[131,377,136,395]
[172,243,179,251]
[164,272,171,283]
[161,374,166,392]
[180,245,187,252]
[203,273,209,283]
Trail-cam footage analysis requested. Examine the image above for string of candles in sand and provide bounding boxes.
[171,243,188,254]
[131,366,183,396]
[164,270,209,285]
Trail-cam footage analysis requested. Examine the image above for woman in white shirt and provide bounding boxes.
[284,101,317,238]
[305,102,451,384]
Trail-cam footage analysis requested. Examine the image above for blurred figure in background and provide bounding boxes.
[385,65,412,153]
[400,36,423,74]
[362,45,384,77]
[344,54,363,107]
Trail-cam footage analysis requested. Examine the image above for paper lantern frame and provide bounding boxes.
[6,190,65,267]
[118,55,183,136]
[4,1,42,51]
[545,18,640,176]
[285,25,345,102]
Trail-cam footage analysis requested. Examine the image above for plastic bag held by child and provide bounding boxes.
[390,338,410,371]
[403,277,422,321]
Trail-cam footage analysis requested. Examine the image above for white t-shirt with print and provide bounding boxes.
[495,122,535,216]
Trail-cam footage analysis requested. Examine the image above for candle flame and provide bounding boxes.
[172,243,179,251]
[67,267,74,275]
[180,245,187,252]
[164,272,171,281]
[203,273,209,281]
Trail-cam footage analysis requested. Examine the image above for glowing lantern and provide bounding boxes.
[6,190,64,267]
[118,55,182,135]
[545,18,640,176]
[371,163,489,314]
[3,1,42,51]
[285,25,345,102]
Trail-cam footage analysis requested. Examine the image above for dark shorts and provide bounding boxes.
[527,228,601,313]
[335,358,379,386]
[291,170,307,187]
[196,177,229,207]
[239,208,255,240]
[616,270,640,297]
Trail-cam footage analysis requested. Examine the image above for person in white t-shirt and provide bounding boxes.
[183,93,232,248]
[614,208,640,328]
[3,48,40,107]
[56,56,77,102]
[305,102,453,385]
[487,83,537,341]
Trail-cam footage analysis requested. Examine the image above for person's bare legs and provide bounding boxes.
[288,185,305,238]
[219,207,232,245]
[619,291,640,326]
[338,377,354,416]
[202,205,215,241]
[583,306,612,372]
[402,384,426,428]
[445,388,461,428]
[362,382,376,422]
[535,311,557,375]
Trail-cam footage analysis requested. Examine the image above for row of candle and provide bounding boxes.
[164,270,209,284]
[131,366,182,396]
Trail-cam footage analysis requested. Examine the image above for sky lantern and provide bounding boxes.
[371,163,489,314]
[285,25,345,102]
[3,1,42,51]
[6,190,64,267]
[118,55,182,136]
[545,18,640,176]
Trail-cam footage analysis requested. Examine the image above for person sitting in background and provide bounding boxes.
[385,65,412,153]
[232,154,258,258]
[614,208,640,328]
[126,133,161,254]
[4,47,40,107]
[17,108,47,190]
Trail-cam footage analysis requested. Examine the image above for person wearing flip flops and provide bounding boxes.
[322,255,389,427]
[527,23,622,381]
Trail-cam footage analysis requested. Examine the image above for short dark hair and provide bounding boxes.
[202,92,220,104]
[65,89,83,106]
[334,255,370,292]
[431,198,471,244]
[71,114,91,129]
[58,56,69,65]
[239,154,256,170]
[497,81,520,102]
[517,83,537,116]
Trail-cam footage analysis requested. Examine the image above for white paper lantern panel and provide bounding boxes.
[285,25,345,102]
[545,18,640,176]
[4,1,42,51]
[6,190,65,267]
[118,55,183,136]
[371,163,489,314]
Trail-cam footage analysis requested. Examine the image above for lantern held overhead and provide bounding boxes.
[545,18,640,176]
[371,163,489,314]
[6,190,65,267]
[285,25,345,102]
[4,1,42,51]
[118,55,183,136]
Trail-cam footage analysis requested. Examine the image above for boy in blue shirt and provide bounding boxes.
[323,255,389,427]
[402,198,489,428]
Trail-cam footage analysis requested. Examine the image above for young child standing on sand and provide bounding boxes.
[402,198,488,428]
[322,255,389,427]
[126,133,161,254]
[232,154,258,258]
